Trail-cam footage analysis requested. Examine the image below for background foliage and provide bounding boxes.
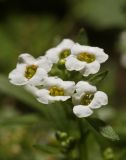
[0,0,126,159]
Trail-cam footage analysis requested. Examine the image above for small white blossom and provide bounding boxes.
[72,81,108,118]
[36,77,75,104]
[45,39,74,64]
[9,53,52,86]
[65,43,108,76]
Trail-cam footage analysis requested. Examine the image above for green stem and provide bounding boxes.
[79,119,88,160]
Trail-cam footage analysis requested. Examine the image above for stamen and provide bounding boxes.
[49,86,64,96]
[81,92,94,105]
[60,49,71,59]
[58,49,71,65]
[77,52,95,63]
[25,65,37,79]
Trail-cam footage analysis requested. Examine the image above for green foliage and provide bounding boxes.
[71,0,126,29]
[87,118,120,141]
[89,70,109,86]
[0,15,74,73]
[0,0,125,159]
[0,75,46,112]
[75,28,88,45]
[0,15,58,73]
[87,133,103,160]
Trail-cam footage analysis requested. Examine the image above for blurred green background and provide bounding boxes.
[0,0,126,159]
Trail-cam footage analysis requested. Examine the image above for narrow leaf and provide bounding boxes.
[0,75,49,117]
[100,125,120,141]
[87,118,120,141]
[76,28,88,45]
[89,70,108,85]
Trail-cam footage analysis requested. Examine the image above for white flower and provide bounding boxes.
[72,81,108,118]
[36,77,75,104]
[45,39,74,64]
[65,43,109,76]
[9,53,52,86]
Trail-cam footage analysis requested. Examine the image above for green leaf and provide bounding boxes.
[89,70,108,85]
[87,118,120,141]
[72,0,126,29]
[76,28,88,45]
[0,75,70,130]
[0,75,49,116]
[100,125,120,141]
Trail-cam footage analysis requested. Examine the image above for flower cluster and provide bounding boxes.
[9,39,108,118]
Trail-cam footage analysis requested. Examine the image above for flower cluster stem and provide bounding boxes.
[79,119,88,160]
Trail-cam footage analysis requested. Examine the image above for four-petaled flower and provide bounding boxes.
[35,77,75,104]
[73,81,108,118]
[65,43,108,76]
[45,39,74,65]
[9,53,52,86]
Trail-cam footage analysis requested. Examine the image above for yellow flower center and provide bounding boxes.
[58,49,71,65]
[81,92,94,105]
[49,86,64,96]
[25,65,38,79]
[60,49,71,59]
[77,52,95,63]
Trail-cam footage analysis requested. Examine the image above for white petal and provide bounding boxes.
[94,50,109,63]
[43,77,62,88]
[63,81,75,95]
[65,56,86,71]
[75,81,97,95]
[36,56,53,72]
[71,43,97,56]
[71,44,108,63]
[72,44,101,56]
[45,47,61,63]
[48,95,70,103]
[73,105,93,118]
[58,39,74,49]
[25,85,39,95]
[9,64,27,85]
[17,53,35,65]
[29,68,47,86]
[36,89,70,104]
[72,81,96,105]
[36,89,49,104]
[45,39,74,64]
[89,91,108,109]
[71,43,86,56]
[81,61,100,76]
[9,71,27,85]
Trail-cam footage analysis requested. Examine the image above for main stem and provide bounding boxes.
[79,119,88,160]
